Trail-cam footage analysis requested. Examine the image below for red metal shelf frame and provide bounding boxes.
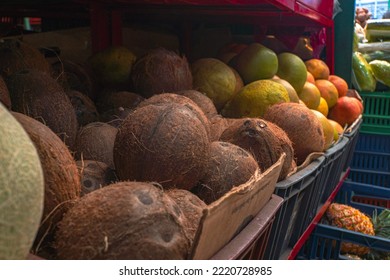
[74,0,334,71]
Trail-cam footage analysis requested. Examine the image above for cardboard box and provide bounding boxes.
[190,153,285,260]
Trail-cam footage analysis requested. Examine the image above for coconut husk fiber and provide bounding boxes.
[75,122,118,169]
[12,112,81,259]
[263,102,325,165]
[0,38,51,78]
[130,48,193,98]
[165,188,206,246]
[220,118,294,181]
[6,69,78,149]
[114,102,210,190]
[55,181,191,260]
[175,89,218,120]
[193,141,259,204]
[136,93,211,140]
[66,90,99,127]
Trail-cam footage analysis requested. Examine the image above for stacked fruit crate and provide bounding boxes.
[290,91,390,260]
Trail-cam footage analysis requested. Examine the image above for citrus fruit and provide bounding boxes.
[88,45,136,88]
[315,97,329,117]
[329,75,348,97]
[191,58,237,111]
[221,79,290,118]
[305,58,330,80]
[276,52,307,93]
[230,43,278,84]
[306,71,315,84]
[328,119,344,142]
[328,96,363,127]
[298,81,321,109]
[272,78,300,103]
[311,109,334,150]
[315,79,339,108]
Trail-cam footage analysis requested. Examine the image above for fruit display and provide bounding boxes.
[0,16,372,261]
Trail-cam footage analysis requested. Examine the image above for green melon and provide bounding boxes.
[0,103,44,259]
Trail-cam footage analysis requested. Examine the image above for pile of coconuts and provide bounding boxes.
[0,40,304,260]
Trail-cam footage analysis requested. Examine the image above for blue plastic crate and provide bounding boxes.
[319,136,350,203]
[296,181,390,260]
[264,156,324,260]
[342,117,362,172]
[351,151,390,172]
[354,133,390,153]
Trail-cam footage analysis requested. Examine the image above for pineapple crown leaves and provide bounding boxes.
[372,208,390,238]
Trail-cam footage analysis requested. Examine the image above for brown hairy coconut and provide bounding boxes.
[0,75,11,109]
[130,48,193,98]
[51,59,94,100]
[263,102,325,165]
[220,118,294,181]
[137,93,211,139]
[66,90,99,127]
[114,103,210,190]
[193,141,259,204]
[55,181,191,260]
[96,89,144,114]
[75,122,118,169]
[165,188,206,245]
[175,89,218,119]
[12,112,81,259]
[0,39,51,78]
[6,69,78,149]
[76,160,118,196]
[209,114,229,142]
[100,107,133,128]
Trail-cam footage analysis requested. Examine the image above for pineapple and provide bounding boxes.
[326,203,375,256]
[369,209,390,259]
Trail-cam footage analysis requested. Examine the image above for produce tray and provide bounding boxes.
[354,133,390,153]
[319,136,350,203]
[295,181,390,260]
[359,91,390,135]
[210,194,283,260]
[264,156,325,260]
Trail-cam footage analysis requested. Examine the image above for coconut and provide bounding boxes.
[75,122,118,169]
[220,118,294,181]
[55,181,191,260]
[165,188,206,244]
[12,112,81,259]
[66,90,99,127]
[96,89,144,114]
[6,69,78,149]
[0,75,11,109]
[51,59,94,100]
[137,93,211,139]
[76,160,118,196]
[130,48,193,98]
[263,102,325,165]
[193,141,259,205]
[100,107,133,128]
[0,104,44,260]
[175,89,218,119]
[0,39,51,78]
[209,114,229,142]
[114,103,210,190]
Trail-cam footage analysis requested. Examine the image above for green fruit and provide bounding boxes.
[191,58,237,111]
[276,52,307,93]
[0,103,44,259]
[272,78,300,103]
[230,43,278,84]
[369,59,390,87]
[88,46,136,88]
[221,79,290,118]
